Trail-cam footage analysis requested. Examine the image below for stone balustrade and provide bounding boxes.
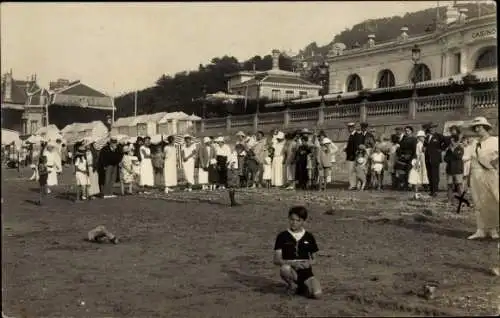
[199,88,498,136]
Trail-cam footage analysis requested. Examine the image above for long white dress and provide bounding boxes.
[163,145,178,187]
[85,150,100,196]
[182,143,197,185]
[469,136,499,232]
[272,141,285,186]
[44,150,60,186]
[139,146,154,187]
[408,141,429,185]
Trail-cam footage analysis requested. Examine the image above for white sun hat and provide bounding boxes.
[470,116,492,129]
[276,131,285,140]
[416,130,426,138]
[203,136,211,143]
[321,137,332,145]
[215,136,224,143]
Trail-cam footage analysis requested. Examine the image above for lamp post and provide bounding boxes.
[202,85,207,119]
[411,44,422,98]
[318,61,329,106]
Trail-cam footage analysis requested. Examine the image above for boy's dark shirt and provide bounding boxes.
[274,230,319,260]
[444,145,464,175]
[38,163,48,176]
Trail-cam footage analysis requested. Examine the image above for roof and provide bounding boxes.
[136,112,168,124]
[27,88,50,105]
[61,121,106,134]
[35,124,60,136]
[55,82,108,97]
[232,73,320,88]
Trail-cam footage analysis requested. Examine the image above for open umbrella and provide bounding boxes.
[26,134,43,144]
[149,134,165,144]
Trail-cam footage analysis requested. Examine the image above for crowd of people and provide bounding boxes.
[17,116,498,240]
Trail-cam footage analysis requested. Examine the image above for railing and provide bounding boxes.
[200,90,498,134]
[324,103,360,120]
[366,98,409,116]
[289,108,318,122]
[416,92,464,112]
[472,88,498,109]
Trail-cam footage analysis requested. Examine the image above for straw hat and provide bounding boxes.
[184,134,192,139]
[214,136,224,143]
[235,131,246,137]
[347,122,356,127]
[469,116,492,129]
[276,131,285,140]
[416,130,426,138]
[203,136,211,143]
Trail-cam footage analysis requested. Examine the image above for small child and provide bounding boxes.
[273,206,322,299]
[317,138,333,191]
[37,155,49,205]
[370,146,386,190]
[461,136,475,191]
[120,145,137,195]
[73,144,89,201]
[444,135,464,203]
[355,144,368,191]
[227,147,241,207]
[263,156,272,189]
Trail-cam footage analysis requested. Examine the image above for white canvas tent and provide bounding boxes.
[1,129,21,147]
[158,111,193,135]
[62,121,108,145]
[34,124,63,143]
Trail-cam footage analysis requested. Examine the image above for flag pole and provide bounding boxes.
[134,90,138,117]
[45,88,49,127]
[112,82,116,125]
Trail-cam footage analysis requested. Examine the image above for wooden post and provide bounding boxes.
[253,113,258,133]
[359,99,367,123]
[318,104,325,126]
[200,120,205,133]
[226,114,232,132]
[284,108,290,128]
[408,96,417,120]
[464,87,473,116]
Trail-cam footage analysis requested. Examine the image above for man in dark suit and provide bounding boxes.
[423,122,447,197]
[360,122,376,187]
[396,126,416,190]
[344,122,363,190]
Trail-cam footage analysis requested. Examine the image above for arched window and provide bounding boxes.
[475,46,497,70]
[410,63,431,83]
[377,69,396,88]
[346,74,363,92]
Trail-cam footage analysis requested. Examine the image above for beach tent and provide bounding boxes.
[62,121,108,145]
[134,112,167,137]
[111,116,137,136]
[34,124,64,143]
[1,129,21,147]
[157,111,193,135]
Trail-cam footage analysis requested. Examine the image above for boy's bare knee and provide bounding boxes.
[280,264,293,275]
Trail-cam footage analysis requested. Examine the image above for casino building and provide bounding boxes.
[267,6,497,108]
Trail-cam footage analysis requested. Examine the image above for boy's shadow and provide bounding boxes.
[221,267,284,295]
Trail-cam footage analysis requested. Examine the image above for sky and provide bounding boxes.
[1,1,468,96]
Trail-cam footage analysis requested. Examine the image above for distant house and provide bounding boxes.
[225,50,322,103]
[1,71,114,136]
[112,111,200,137]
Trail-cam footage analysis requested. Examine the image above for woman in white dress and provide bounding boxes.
[163,136,178,193]
[85,142,101,198]
[139,136,155,191]
[44,143,61,192]
[271,131,286,187]
[467,117,499,240]
[408,130,428,198]
[182,135,197,191]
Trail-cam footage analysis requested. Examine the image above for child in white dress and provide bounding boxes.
[263,156,272,189]
[120,146,137,195]
[74,143,89,201]
[408,130,429,198]
[370,146,386,190]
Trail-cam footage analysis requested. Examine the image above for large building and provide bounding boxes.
[327,7,496,95]
[1,71,114,136]
[226,50,322,102]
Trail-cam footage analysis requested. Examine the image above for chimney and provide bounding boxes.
[4,72,13,102]
[367,34,375,48]
[458,8,468,24]
[400,26,409,41]
[272,49,280,70]
[445,5,459,24]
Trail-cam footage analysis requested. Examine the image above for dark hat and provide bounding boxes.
[360,122,369,128]
[109,137,118,143]
[422,122,438,129]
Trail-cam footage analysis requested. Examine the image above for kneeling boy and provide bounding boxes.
[273,206,322,299]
